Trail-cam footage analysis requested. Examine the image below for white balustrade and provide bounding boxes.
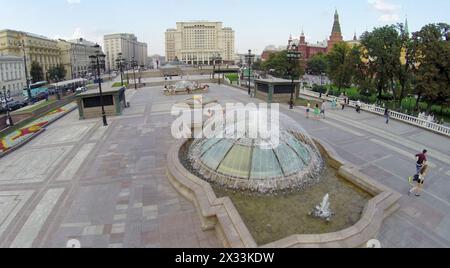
[299,89,450,137]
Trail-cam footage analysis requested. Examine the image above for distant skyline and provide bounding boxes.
[0,0,449,56]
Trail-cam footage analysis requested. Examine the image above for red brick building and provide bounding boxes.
[262,10,345,62]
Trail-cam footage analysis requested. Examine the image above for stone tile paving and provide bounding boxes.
[0,84,449,248]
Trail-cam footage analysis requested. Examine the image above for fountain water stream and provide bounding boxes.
[310,193,334,222]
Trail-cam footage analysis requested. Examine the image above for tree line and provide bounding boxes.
[30,62,67,83]
[257,23,450,117]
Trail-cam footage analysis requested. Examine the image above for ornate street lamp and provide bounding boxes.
[0,85,13,127]
[115,52,125,86]
[287,44,301,109]
[131,57,138,90]
[211,54,222,85]
[18,39,32,101]
[245,49,255,96]
[89,45,108,126]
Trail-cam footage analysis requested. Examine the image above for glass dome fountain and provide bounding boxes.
[187,108,324,193]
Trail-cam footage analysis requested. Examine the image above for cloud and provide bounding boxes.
[67,0,81,4]
[368,0,401,23]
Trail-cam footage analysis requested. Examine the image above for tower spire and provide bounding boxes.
[405,16,409,35]
[332,9,342,34]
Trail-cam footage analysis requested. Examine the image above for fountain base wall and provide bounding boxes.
[167,138,401,248]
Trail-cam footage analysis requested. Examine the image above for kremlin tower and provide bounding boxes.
[327,9,344,52]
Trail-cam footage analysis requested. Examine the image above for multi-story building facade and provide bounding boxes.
[0,29,61,81]
[104,33,148,71]
[57,38,102,80]
[0,55,26,96]
[165,21,235,65]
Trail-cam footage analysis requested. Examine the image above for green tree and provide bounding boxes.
[47,64,67,82]
[252,59,263,71]
[30,61,44,82]
[411,23,450,112]
[326,42,359,92]
[360,25,403,103]
[262,50,304,79]
[307,53,328,75]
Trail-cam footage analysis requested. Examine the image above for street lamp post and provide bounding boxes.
[18,39,32,101]
[131,57,138,90]
[287,44,301,109]
[89,45,108,126]
[211,54,222,85]
[1,85,13,127]
[116,53,124,86]
[245,49,255,96]
[320,72,325,98]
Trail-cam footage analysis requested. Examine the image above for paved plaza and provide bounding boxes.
[0,84,449,248]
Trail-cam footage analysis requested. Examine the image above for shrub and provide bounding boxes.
[112,82,129,87]
[312,84,327,94]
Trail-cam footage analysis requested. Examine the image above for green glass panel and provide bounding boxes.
[273,143,304,175]
[218,145,252,179]
[250,148,283,179]
[285,136,311,164]
[200,138,221,155]
[201,139,234,171]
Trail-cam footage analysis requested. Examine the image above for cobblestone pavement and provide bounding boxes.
[0,84,449,248]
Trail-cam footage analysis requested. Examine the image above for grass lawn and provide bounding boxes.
[225,74,239,82]
[112,82,129,87]
[14,100,57,114]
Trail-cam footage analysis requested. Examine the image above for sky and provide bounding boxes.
[0,0,449,56]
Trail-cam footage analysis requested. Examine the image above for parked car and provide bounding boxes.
[34,92,49,102]
[5,100,24,111]
[75,87,87,93]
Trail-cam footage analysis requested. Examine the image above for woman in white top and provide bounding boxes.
[409,165,429,197]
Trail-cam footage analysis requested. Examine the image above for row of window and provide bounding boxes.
[0,70,24,81]
[0,62,23,71]
[1,82,25,93]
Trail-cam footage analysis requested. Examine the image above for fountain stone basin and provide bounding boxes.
[167,136,401,248]
[167,110,401,247]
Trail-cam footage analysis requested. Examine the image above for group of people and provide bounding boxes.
[305,101,327,119]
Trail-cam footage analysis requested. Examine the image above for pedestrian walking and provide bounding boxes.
[356,100,362,113]
[409,165,429,197]
[384,108,390,124]
[320,100,326,119]
[415,150,428,174]
[340,98,346,110]
[314,104,320,119]
[306,102,311,119]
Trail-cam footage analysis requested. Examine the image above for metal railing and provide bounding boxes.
[299,89,450,137]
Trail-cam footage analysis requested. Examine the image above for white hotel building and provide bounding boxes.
[165,21,235,65]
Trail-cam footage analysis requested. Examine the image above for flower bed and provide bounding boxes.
[0,102,77,153]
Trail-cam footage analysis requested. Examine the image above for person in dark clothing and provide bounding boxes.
[415,150,428,174]
[384,108,390,124]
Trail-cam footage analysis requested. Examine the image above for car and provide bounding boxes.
[75,87,87,93]
[5,100,24,111]
[34,92,49,102]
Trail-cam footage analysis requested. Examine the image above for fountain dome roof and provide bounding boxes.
[188,111,323,193]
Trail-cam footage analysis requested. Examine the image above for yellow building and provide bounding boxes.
[165,21,235,65]
[0,29,61,81]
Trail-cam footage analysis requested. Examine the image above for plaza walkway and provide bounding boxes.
[0,84,448,248]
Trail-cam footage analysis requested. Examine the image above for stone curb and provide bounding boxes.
[167,137,401,248]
